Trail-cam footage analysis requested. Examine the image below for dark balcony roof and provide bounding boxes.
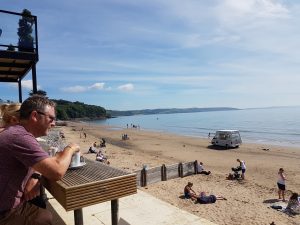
[0,50,38,82]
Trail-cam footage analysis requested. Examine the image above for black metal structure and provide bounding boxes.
[0,9,39,102]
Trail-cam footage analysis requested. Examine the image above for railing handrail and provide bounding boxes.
[0,9,36,18]
[0,44,36,50]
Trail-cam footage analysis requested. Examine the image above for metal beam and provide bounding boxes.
[0,62,28,68]
[32,63,37,93]
[0,50,37,60]
[0,78,18,82]
[0,71,24,76]
[18,79,22,102]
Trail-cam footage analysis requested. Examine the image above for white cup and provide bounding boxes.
[48,147,58,157]
[70,151,81,167]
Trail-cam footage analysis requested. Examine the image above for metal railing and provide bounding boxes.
[0,9,38,58]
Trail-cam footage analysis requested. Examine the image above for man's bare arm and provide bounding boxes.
[32,143,80,181]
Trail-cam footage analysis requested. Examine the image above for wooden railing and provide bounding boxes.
[135,160,199,187]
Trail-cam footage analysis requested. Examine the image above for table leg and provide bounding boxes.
[111,199,119,225]
[74,208,83,225]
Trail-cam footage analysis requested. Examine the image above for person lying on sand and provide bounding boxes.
[197,191,227,204]
[184,182,198,200]
[285,192,300,214]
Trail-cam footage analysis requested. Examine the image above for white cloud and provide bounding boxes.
[22,80,42,90]
[88,82,105,90]
[217,0,289,23]
[61,82,107,93]
[9,80,41,90]
[117,83,134,92]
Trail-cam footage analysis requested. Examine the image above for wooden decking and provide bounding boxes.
[0,50,37,82]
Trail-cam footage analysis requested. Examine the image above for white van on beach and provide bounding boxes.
[211,130,242,148]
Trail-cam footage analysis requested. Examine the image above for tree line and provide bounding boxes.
[54,99,109,120]
[1,91,109,121]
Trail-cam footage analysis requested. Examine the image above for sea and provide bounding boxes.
[91,106,300,148]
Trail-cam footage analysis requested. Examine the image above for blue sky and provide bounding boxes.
[1,0,300,110]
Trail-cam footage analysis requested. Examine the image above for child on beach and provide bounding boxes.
[277,168,286,201]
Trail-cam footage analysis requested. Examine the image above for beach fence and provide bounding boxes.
[135,160,198,187]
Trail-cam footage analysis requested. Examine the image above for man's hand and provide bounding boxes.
[23,177,40,201]
[65,143,80,154]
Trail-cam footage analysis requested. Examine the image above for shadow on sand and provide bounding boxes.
[263,198,281,204]
[206,145,238,151]
[179,195,186,200]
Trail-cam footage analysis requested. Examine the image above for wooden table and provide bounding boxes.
[42,159,137,225]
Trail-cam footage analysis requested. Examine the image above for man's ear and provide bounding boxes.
[30,111,39,122]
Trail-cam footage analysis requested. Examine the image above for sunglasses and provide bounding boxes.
[37,111,56,122]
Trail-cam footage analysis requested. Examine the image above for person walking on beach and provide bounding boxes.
[277,168,286,201]
[237,159,246,180]
[0,96,80,225]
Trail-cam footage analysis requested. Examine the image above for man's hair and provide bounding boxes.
[20,95,56,120]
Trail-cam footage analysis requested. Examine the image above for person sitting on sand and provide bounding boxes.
[285,192,300,214]
[96,150,108,163]
[237,159,246,180]
[197,162,211,175]
[93,142,97,148]
[184,182,198,200]
[197,191,227,204]
[277,168,286,202]
[88,146,97,154]
[100,138,106,147]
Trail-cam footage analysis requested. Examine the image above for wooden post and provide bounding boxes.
[178,163,183,178]
[143,168,147,186]
[194,160,198,174]
[161,164,167,181]
[74,208,83,225]
[111,199,119,225]
[140,169,145,187]
[141,168,147,187]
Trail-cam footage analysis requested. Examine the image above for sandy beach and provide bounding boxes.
[56,121,299,225]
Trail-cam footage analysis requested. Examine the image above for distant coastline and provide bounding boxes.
[94,106,300,148]
[108,107,239,117]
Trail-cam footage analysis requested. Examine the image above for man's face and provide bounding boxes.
[35,105,56,137]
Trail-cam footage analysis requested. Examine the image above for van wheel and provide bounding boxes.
[225,144,228,149]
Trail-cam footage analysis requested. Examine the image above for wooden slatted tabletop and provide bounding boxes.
[43,159,137,211]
